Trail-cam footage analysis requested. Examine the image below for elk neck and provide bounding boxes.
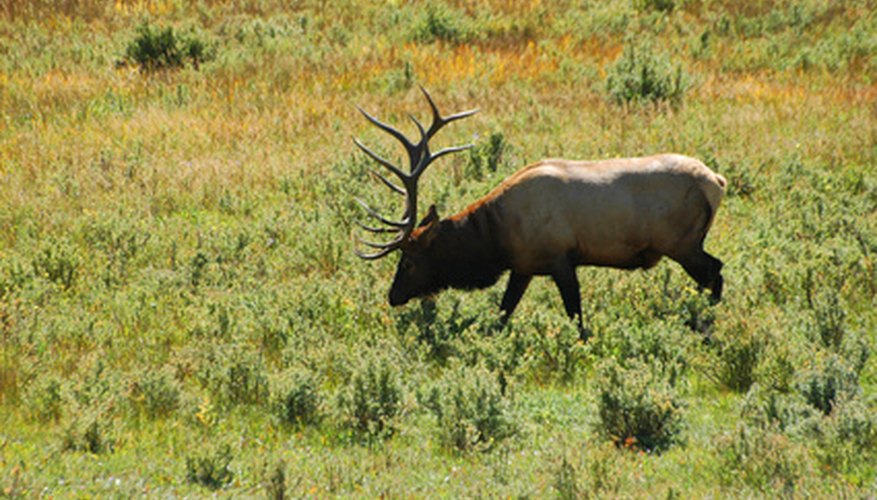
[427,202,510,291]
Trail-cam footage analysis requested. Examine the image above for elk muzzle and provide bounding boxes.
[388,287,410,307]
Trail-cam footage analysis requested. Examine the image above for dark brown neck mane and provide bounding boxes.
[427,203,509,291]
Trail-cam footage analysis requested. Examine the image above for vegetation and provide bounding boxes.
[0,0,875,496]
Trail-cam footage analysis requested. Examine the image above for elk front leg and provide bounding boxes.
[550,257,589,342]
[499,271,532,323]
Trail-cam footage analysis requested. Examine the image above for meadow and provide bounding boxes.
[1,0,876,496]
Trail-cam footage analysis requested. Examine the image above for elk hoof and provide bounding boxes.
[578,326,592,343]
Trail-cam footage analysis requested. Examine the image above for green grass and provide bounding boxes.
[1,0,876,496]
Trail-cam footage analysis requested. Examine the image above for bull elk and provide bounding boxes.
[353,87,726,340]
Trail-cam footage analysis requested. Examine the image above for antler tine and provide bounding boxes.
[408,114,429,173]
[430,143,475,163]
[367,167,406,195]
[355,220,400,234]
[356,105,421,169]
[418,85,480,141]
[355,247,397,260]
[355,234,406,250]
[354,198,410,228]
[352,137,408,181]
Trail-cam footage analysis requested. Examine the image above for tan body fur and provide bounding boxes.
[456,154,726,276]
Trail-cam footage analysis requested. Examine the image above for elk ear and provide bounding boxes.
[417,204,441,246]
[418,204,440,228]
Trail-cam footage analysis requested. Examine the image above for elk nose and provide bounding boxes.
[388,289,408,306]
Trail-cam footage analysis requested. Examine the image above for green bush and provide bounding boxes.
[25,377,64,423]
[200,348,270,407]
[595,358,685,452]
[605,42,689,105]
[466,132,509,180]
[740,384,818,434]
[125,22,213,71]
[411,5,469,44]
[717,423,808,493]
[553,456,582,500]
[185,444,234,490]
[61,417,114,455]
[272,370,321,426]
[839,330,870,377]
[586,442,624,495]
[589,319,690,385]
[633,0,674,13]
[128,368,181,419]
[795,352,859,415]
[265,459,286,500]
[753,337,798,393]
[710,325,766,392]
[335,356,402,437]
[815,395,877,475]
[648,278,716,335]
[420,364,515,452]
[520,312,588,384]
[383,61,416,94]
[31,240,79,290]
[809,288,847,350]
[394,298,490,362]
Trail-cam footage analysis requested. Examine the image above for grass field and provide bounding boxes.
[1,0,876,496]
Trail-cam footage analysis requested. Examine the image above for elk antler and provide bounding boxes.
[353,86,478,260]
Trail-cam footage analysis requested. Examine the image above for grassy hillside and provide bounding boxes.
[1,0,876,496]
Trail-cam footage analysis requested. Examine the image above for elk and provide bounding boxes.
[353,88,726,340]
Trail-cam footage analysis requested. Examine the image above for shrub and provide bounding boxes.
[809,288,847,349]
[649,279,716,335]
[634,0,675,13]
[553,456,581,500]
[815,395,877,475]
[589,319,690,385]
[586,442,624,495]
[383,61,416,94]
[753,338,797,393]
[265,460,286,500]
[272,370,321,426]
[521,312,588,384]
[185,444,234,490]
[128,368,181,419]
[394,298,487,361]
[62,417,114,454]
[595,358,685,452]
[411,5,469,44]
[125,22,213,71]
[717,423,808,493]
[740,384,819,434]
[200,348,270,407]
[335,356,402,437]
[31,240,79,290]
[839,330,870,376]
[605,42,689,105]
[25,377,64,423]
[795,352,859,415]
[466,132,509,180]
[223,355,269,406]
[710,325,766,392]
[420,364,515,452]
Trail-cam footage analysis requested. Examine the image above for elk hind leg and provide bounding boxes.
[673,247,724,302]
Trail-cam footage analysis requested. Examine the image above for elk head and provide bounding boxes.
[352,87,478,306]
